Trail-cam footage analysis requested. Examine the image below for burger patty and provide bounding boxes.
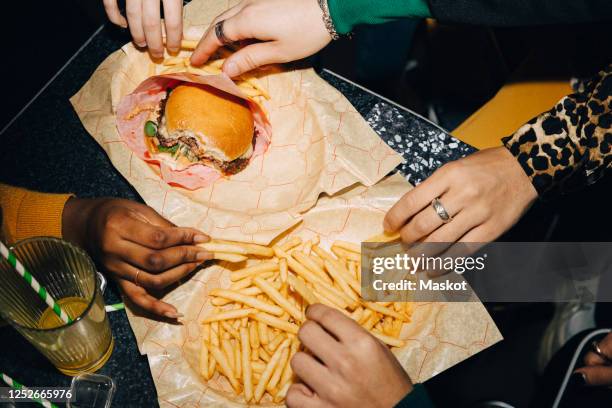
[156,130,256,175]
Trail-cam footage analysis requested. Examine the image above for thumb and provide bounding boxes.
[222,42,282,78]
[575,366,612,386]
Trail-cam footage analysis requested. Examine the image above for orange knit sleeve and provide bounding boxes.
[0,184,73,245]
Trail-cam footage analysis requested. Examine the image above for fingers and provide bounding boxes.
[142,0,164,58]
[305,304,364,343]
[286,383,320,408]
[290,351,330,393]
[223,42,282,78]
[116,278,181,318]
[575,366,612,387]
[121,213,208,249]
[118,241,211,272]
[103,0,128,28]
[162,0,183,53]
[297,320,339,366]
[585,335,612,366]
[126,0,146,47]
[190,5,243,65]
[107,259,200,290]
[399,192,461,244]
[384,170,448,233]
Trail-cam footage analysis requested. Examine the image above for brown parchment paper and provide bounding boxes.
[70,0,402,245]
[123,173,501,407]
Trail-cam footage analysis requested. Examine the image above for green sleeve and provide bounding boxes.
[394,384,436,408]
[327,0,431,34]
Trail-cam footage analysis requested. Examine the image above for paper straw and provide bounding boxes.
[0,241,72,325]
[105,303,125,312]
[1,372,58,408]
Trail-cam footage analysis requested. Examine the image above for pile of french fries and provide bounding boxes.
[152,40,270,104]
[198,233,411,404]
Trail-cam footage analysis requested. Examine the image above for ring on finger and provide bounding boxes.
[431,198,453,224]
[134,269,141,286]
[214,20,233,45]
[591,340,612,364]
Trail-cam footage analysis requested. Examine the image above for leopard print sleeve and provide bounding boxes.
[502,63,611,199]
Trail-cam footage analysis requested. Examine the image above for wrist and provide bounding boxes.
[62,197,102,252]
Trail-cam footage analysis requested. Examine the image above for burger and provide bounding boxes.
[144,83,257,175]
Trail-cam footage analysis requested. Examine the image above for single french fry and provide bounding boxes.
[276,248,325,287]
[200,340,209,379]
[240,327,253,402]
[230,277,253,290]
[358,309,373,325]
[200,242,248,255]
[161,65,186,75]
[210,289,283,316]
[202,308,254,323]
[274,381,291,404]
[179,39,198,50]
[258,321,270,345]
[254,339,291,402]
[234,339,242,379]
[211,321,220,346]
[213,252,248,263]
[279,258,288,283]
[371,330,405,348]
[267,346,289,392]
[241,76,271,99]
[163,56,186,66]
[332,240,361,254]
[364,302,406,321]
[207,58,225,69]
[231,262,278,281]
[251,312,299,335]
[208,354,216,379]
[211,345,240,392]
[279,237,302,252]
[222,338,236,374]
[266,332,285,353]
[214,240,275,257]
[202,323,211,343]
[391,318,403,337]
[286,274,318,305]
[280,338,299,386]
[259,346,271,363]
[254,277,303,321]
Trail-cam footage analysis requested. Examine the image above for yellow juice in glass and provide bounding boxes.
[0,238,114,375]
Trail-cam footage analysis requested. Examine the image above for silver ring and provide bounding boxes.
[214,20,233,45]
[591,340,612,364]
[431,198,453,223]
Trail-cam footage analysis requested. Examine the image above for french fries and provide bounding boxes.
[199,234,412,404]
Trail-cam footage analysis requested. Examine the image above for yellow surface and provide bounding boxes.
[452,81,572,150]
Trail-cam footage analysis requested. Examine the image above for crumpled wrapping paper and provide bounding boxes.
[123,174,501,407]
[71,0,402,244]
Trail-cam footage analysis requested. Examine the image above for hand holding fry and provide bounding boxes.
[287,304,414,408]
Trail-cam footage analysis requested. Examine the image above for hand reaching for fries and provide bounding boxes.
[103,0,184,58]
[62,197,211,318]
[287,304,414,408]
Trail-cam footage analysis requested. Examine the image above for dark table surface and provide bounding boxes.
[0,25,474,408]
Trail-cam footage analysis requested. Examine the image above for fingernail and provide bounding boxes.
[570,372,587,387]
[168,47,179,54]
[194,234,209,244]
[197,251,211,261]
[163,311,184,319]
[224,62,239,77]
[302,385,314,397]
[135,41,146,48]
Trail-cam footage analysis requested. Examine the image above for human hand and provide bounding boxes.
[575,333,612,386]
[190,0,332,77]
[103,0,183,57]
[384,147,538,250]
[287,304,413,408]
[62,197,211,318]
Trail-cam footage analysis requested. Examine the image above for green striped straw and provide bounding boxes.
[0,241,72,325]
[105,302,125,312]
[1,372,58,408]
